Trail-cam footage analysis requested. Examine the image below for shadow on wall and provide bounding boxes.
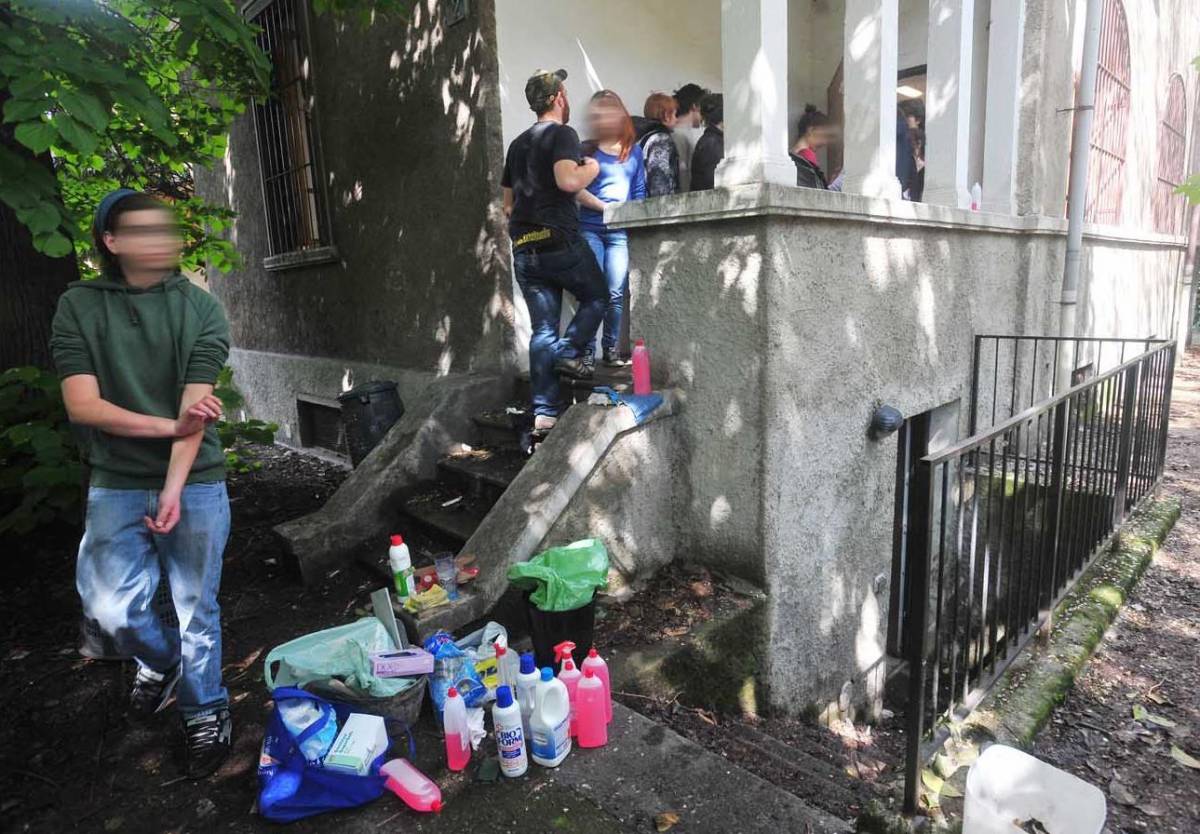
[200,0,514,377]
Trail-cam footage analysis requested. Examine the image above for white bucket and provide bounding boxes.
[963,744,1107,834]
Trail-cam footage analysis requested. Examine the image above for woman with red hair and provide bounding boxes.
[576,89,646,367]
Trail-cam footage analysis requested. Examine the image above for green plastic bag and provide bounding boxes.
[507,538,609,612]
[263,618,414,698]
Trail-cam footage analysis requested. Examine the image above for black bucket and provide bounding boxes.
[525,592,596,670]
[337,380,404,466]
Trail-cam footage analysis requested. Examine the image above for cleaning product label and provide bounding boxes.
[530,715,569,762]
[496,724,527,775]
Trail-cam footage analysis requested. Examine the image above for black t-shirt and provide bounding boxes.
[501,121,584,247]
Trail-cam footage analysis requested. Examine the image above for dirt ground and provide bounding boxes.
[1033,348,1200,833]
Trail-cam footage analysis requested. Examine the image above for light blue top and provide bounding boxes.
[580,145,647,231]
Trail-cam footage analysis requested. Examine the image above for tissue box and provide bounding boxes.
[323,713,388,776]
[370,647,434,678]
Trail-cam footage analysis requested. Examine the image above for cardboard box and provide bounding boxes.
[370,647,434,678]
[323,713,389,776]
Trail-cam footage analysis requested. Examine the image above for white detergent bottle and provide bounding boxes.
[515,652,539,741]
[388,534,414,599]
[491,685,528,778]
[529,667,571,767]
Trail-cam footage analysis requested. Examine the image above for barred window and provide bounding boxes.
[1084,0,1131,226]
[245,0,334,267]
[1151,74,1188,235]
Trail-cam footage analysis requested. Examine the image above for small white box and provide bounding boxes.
[323,713,389,776]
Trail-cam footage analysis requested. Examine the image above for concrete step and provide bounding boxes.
[436,446,527,505]
[399,481,490,548]
[514,365,633,408]
[471,407,527,449]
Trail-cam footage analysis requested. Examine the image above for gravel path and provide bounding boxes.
[1033,348,1200,834]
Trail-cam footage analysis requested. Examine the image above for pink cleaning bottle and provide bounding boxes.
[581,647,612,723]
[443,687,471,772]
[555,641,582,738]
[380,758,443,813]
[575,667,608,748]
[631,339,651,395]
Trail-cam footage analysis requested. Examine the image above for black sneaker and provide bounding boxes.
[129,664,181,719]
[602,348,631,367]
[555,356,594,380]
[184,708,232,778]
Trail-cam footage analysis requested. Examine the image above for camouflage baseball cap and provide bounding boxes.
[525,68,568,112]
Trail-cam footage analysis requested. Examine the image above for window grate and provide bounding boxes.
[1084,0,1131,226]
[249,0,331,257]
[1151,75,1188,235]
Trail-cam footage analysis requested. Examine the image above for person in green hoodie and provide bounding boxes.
[50,189,234,778]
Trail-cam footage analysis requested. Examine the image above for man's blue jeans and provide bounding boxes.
[77,482,230,717]
[581,228,629,355]
[513,238,607,417]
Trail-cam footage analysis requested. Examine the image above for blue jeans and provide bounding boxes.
[581,228,629,355]
[77,482,231,717]
[513,238,607,417]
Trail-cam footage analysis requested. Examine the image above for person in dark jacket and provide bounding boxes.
[689,93,724,192]
[895,109,918,199]
[633,92,680,197]
[789,104,836,190]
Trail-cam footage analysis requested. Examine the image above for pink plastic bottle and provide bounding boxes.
[581,647,612,723]
[443,687,471,772]
[631,339,652,395]
[555,641,582,738]
[575,668,608,748]
[380,758,443,813]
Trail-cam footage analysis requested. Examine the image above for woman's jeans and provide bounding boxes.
[513,238,607,417]
[77,481,231,717]
[580,227,629,355]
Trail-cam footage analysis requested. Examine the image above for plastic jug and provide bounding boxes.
[515,652,539,741]
[963,745,1106,834]
[442,686,471,772]
[380,758,442,813]
[631,339,651,395]
[388,534,414,599]
[491,685,528,778]
[555,641,582,737]
[529,667,571,767]
[581,647,611,723]
[575,667,608,748]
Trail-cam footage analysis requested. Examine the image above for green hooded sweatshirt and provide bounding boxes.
[50,273,231,489]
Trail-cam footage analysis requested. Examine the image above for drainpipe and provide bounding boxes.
[1183,206,1200,346]
[1059,0,1105,382]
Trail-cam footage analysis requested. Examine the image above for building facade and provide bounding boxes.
[198,0,1199,713]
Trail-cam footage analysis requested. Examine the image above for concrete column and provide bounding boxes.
[842,0,901,198]
[980,0,1025,214]
[923,0,974,207]
[715,0,795,187]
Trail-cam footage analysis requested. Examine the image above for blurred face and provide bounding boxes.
[808,124,838,149]
[557,85,571,124]
[686,104,702,127]
[104,208,181,273]
[661,110,679,129]
[587,101,625,141]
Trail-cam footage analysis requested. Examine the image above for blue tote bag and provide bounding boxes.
[257,687,390,823]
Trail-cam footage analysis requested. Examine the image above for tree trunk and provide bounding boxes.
[0,87,80,370]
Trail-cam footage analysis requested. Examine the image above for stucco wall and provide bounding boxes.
[195,0,514,411]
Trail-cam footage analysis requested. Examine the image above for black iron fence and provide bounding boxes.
[899,337,1176,812]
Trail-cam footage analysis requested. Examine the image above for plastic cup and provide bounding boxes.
[435,553,458,600]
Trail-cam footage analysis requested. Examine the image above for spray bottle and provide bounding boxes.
[581,647,612,724]
[554,641,582,737]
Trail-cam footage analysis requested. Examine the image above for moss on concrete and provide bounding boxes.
[962,497,1180,747]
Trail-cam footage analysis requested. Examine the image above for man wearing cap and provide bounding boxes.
[502,68,606,436]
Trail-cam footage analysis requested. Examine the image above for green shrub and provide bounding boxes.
[214,366,278,473]
[0,367,83,535]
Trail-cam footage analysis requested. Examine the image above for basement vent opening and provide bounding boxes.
[296,396,349,459]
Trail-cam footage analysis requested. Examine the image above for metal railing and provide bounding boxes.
[901,338,1176,812]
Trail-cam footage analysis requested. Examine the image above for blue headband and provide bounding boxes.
[93,188,139,237]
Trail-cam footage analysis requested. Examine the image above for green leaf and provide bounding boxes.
[36,231,74,258]
[52,113,100,156]
[1170,745,1200,769]
[58,88,111,132]
[13,120,57,153]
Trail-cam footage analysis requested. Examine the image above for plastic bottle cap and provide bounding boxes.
[431,800,443,813]
[563,658,576,671]
[390,534,403,546]
[584,667,595,678]
[447,686,459,698]
[495,642,506,657]
[540,667,554,682]
[520,653,536,674]
[588,647,599,658]
[496,685,514,708]
[635,339,645,347]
